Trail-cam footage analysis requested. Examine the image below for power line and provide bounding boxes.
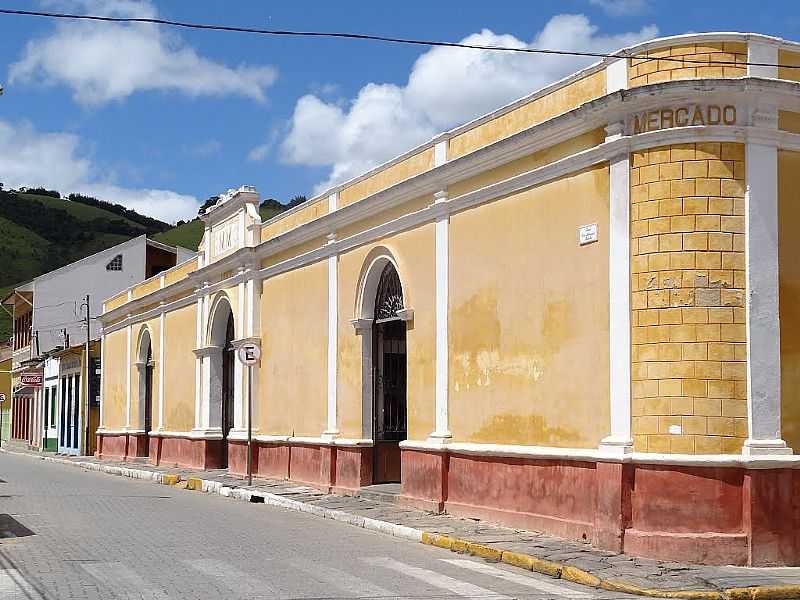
[0,7,797,69]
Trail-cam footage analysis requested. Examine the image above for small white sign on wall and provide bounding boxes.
[578,223,598,246]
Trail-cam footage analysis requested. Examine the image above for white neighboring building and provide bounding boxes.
[3,235,194,455]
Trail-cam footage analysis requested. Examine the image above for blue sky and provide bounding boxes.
[0,0,798,223]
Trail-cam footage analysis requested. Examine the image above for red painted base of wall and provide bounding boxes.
[94,433,800,566]
[96,433,373,492]
[96,433,224,469]
[226,440,373,492]
[400,448,800,567]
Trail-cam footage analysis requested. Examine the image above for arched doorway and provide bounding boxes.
[372,262,407,483]
[221,311,236,468]
[137,329,154,455]
[208,296,237,469]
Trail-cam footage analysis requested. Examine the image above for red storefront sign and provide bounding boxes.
[20,373,43,388]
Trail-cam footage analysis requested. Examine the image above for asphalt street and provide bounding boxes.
[0,452,637,599]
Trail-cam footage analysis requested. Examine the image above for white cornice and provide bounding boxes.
[101,79,800,329]
[288,32,800,209]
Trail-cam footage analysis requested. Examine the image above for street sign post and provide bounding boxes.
[237,342,261,486]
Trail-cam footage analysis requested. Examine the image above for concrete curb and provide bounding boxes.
[7,450,800,600]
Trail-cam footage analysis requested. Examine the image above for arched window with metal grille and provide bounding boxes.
[374,263,403,321]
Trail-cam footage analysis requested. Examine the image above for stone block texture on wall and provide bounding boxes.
[628,42,747,87]
[630,143,747,454]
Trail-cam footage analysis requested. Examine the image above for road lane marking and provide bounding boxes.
[442,558,593,598]
[285,557,399,598]
[79,562,169,599]
[185,558,276,597]
[0,568,45,599]
[362,556,511,599]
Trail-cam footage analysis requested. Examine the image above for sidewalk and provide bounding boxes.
[5,447,800,600]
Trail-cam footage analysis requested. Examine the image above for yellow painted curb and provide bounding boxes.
[186,477,203,491]
[561,565,602,588]
[161,474,180,486]
[421,533,454,550]
[529,556,564,579]
[417,531,800,600]
[500,550,563,578]
[173,481,188,490]
[602,579,723,599]
[465,542,502,562]
[725,585,800,600]
[501,551,535,570]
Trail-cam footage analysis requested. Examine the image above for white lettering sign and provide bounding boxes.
[237,343,261,366]
[214,221,239,257]
[629,104,738,135]
[578,223,598,246]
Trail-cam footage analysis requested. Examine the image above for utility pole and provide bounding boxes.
[83,295,91,456]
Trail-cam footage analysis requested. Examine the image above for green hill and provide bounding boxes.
[0,190,170,339]
[0,191,300,340]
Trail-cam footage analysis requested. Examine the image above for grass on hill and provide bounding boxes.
[18,193,149,230]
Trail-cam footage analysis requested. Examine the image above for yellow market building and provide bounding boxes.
[99,32,800,566]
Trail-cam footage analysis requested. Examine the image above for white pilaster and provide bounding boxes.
[237,270,246,339]
[200,354,212,429]
[246,277,255,338]
[606,57,628,93]
[158,307,165,431]
[748,41,778,79]
[194,294,202,429]
[600,120,633,454]
[324,192,340,439]
[99,333,105,429]
[125,322,131,429]
[744,140,790,455]
[430,139,452,442]
[233,358,244,430]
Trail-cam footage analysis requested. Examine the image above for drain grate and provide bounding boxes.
[0,515,35,538]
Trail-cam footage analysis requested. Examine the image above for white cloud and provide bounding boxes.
[280,14,657,194]
[0,119,198,224]
[9,0,277,106]
[589,0,651,17]
[185,139,222,158]
[247,143,271,162]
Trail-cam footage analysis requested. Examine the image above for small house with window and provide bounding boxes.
[2,235,193,455]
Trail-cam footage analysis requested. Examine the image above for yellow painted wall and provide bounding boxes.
[335,195,432,242]
[105,292,128,312]
[261,198,329,242]
[337,225,437,441]
[778,50,800,82]
[630,143,747,454]
[449,71,606,160]
[102,328,128,429]
[449,129,606,199]
[164,258,198,286]
[779,150,800,450]
[339,148,435,208]
[130,318,160,430]
[163,305,197,431]
[261,237,328,270]
[448,165,610,448]
[132,276,162,300]
[629,42,746,87]
[258,262,328,436]
[779,111,800,134]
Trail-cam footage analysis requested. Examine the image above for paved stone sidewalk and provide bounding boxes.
[8,448,800,599]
